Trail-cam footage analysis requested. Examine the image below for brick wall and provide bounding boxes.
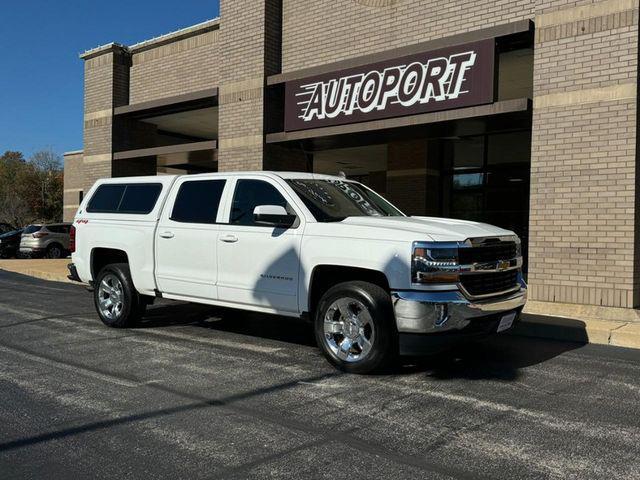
[217,0,282,171]
[62,152,84,222]
[281,0,534,73]
[130,28,220,104]
[281,1,615,74]
[529,0,639,307]
[71,0,640,312]
[81,45,130,194]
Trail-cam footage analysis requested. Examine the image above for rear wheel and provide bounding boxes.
[94,263,146,328]
[45,244,63,259]
[314,281,397,374]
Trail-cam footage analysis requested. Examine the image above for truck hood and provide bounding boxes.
[339,216,514,242]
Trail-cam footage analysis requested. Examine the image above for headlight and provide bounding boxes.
[514,237,522,257]
[412,244,459,284]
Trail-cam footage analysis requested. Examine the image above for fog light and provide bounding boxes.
[434,304,449,327]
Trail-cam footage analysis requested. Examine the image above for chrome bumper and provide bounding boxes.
[391,282,527,334]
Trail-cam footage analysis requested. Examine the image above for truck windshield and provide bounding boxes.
[286,179,405,222]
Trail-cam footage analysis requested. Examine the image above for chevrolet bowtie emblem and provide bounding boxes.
[497,260,510,271]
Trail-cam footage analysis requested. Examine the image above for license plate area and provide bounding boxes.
[497,312,517,332]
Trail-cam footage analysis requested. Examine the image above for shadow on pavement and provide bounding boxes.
[401,334,585,381]
[136,301,585,382]
[138,301,316,347]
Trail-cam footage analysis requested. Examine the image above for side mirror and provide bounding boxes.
[253,205,296,228]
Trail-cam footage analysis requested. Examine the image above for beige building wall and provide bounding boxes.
[80,44,130,193]
[529,0,639,308]
[62,151,84,222]
[67,0,640,312]
[129,21,220,105]
[216,0,275,172]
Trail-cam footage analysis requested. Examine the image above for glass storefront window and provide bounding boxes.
[487,131,531,166]
[453,173,484,189]
[451,136,484,169]
[442,131,531,275]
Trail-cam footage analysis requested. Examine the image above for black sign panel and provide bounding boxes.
[284,39,495,132]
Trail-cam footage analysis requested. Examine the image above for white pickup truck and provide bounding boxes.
[68,171,526,373]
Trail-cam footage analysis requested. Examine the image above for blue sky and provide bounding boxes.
[0,1,220,158]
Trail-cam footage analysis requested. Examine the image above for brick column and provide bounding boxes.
[528,0,639,308]
[80,44,130,191]
[217,0,282,171]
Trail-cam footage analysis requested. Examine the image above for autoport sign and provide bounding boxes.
[284,39,495,131]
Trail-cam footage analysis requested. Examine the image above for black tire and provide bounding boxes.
[314,281,397,374]
[93,263,146,328]
[45,243,63,259]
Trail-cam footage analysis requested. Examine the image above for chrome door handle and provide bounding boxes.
[220,234,238,243]
[159,231,175,239]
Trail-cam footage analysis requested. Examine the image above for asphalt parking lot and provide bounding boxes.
[1,271,640,479]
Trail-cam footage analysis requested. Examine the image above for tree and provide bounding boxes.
[0,149,63,227]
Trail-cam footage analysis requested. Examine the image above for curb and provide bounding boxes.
[512,313,640,349]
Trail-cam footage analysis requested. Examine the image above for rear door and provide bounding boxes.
[155,177,228,299]
[216,177,303,313]
[46,224,71,250]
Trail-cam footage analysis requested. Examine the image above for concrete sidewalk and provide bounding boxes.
[0,259,74,284]
[1,258,639,349]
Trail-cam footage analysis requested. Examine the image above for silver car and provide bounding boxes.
[19,223,72,259]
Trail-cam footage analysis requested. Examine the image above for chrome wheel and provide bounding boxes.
[323,297,375,363]
[98,274,124,320]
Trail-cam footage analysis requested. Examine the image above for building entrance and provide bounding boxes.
[309,130,531,268]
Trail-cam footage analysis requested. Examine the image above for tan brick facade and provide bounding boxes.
[64,0,640,313]
[130,26,220,104]
[62,151,84,222]
[80,45,130,194]
[529,0,639,308]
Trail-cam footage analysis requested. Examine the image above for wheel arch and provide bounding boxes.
[307,264,391,317]
[91,247,130,281]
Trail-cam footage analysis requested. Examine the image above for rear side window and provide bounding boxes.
[170,180,226,224]
[47,225,70,233]
[87,185,125,212]
[87,183,162,214]
[23,225,42,234]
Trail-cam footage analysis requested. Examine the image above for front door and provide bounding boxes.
[217,178,303,313]
[155,177,227,299]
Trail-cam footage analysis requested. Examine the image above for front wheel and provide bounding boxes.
[94,263,146,328]
[314,281,397,374]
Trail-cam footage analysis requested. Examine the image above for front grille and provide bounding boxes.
[460,270,519,297]
[458,241,517,265]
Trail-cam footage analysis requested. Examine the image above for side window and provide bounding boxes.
[230,180,290,226]
[87,185,126,213]
[86,183,162,214]
[170,180,226,224]
[118,184,163,214]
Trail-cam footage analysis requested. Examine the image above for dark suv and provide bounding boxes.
[0,223,16,235]
[0,228,23,258]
